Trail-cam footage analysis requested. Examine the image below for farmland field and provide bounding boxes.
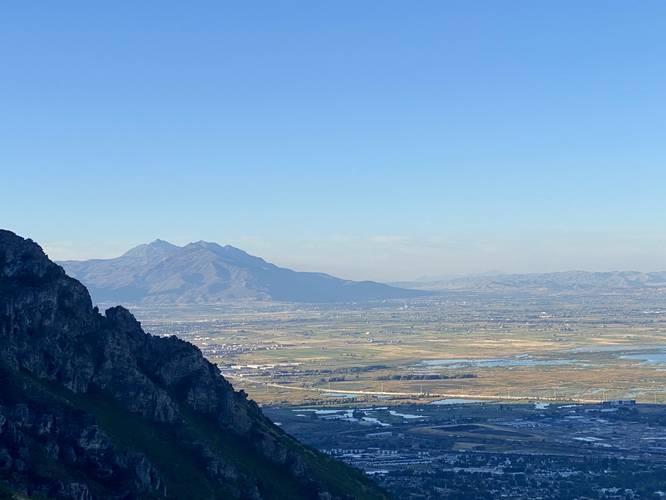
[128,290,666,407]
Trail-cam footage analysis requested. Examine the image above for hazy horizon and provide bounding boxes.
[34,234,666,283]
[3,2,665,281]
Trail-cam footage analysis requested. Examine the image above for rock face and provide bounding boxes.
[59,240,425,305]
[0,230,387,500]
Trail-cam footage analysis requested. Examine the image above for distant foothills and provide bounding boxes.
[59,240,426,305]
[391,270,666,293]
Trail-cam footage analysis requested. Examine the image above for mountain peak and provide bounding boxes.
[186,240,221,249]
[121,239,180,259]
[149,238,177,247]
[60,239,425,304]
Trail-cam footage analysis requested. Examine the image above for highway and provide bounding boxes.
[224,373,604,404]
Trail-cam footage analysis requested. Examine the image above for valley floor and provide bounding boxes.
[125,291,666,497]
[131,291,666,407]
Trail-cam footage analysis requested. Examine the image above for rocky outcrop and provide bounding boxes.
[0,230,386,500]
[0,400,167,499]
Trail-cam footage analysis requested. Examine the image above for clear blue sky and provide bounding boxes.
[2,1,665,281]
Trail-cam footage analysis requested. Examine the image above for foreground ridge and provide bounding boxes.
[0,230,386,500]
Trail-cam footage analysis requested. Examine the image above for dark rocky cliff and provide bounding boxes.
[0,230,387,500]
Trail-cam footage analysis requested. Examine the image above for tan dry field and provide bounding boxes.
[137,295,666,406]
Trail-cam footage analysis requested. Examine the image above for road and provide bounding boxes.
[224,373,604,404]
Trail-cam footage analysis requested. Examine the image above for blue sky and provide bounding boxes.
[2,1,665,280]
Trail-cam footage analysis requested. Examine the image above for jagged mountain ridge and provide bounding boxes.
[0,230,387,499]
[60,240,424,305]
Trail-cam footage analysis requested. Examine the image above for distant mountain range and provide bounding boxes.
[59,240,424,304]
[391,270,666,293]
